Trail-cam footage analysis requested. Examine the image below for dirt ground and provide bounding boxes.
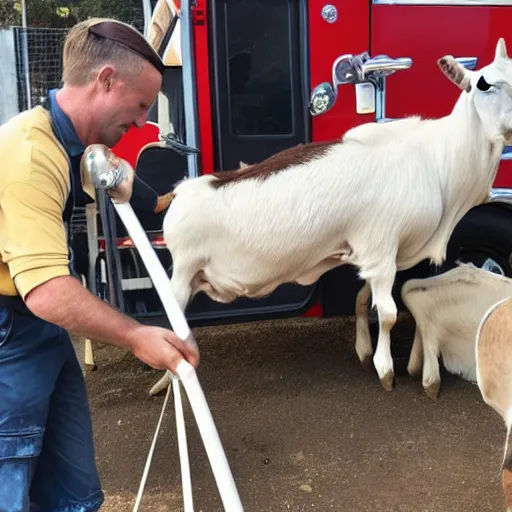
[78,313,507,512]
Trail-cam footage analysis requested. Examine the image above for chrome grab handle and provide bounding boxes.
[360,55,413,79]
[310,51,413,116]
[455,57,478,70]
[501,149,512,160]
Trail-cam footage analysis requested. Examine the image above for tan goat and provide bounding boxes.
[476,295,512,511]
[401,263,512,399]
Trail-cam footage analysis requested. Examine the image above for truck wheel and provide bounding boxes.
[447,204,512,277]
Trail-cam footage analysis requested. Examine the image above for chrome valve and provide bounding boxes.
[82,144,135,204]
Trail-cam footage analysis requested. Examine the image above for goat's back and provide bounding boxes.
[402,265,512,328]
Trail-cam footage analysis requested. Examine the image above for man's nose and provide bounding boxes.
[134,112,148,128]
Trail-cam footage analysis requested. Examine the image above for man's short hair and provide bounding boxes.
[62,18,164,86]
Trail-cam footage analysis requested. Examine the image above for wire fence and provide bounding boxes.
[12,10,147,113]
[13,26,68,111]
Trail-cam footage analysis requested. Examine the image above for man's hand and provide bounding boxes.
[127,325,199,373]
[25,276,200,373]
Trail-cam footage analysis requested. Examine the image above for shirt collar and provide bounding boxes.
[48,88,85,158]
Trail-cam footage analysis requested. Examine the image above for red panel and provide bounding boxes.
[111,122,160,169]
[193,0,215,174]
[308,0,372,142]
[371,4,512,187]
[303,302,323,318]
[493,161,512,188]
[112,1,215,178]
[306,0,371,317]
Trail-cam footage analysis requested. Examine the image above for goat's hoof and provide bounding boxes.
[407,364,421,378]
[380,371,395,392]
[360,355,374,372]
[424,381,440,400]
[149,371,172,396]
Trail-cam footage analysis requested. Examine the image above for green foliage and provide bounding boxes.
[0,0,145,30]
[0,1,22,27]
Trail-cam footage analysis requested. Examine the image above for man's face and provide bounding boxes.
[94,60,162,147]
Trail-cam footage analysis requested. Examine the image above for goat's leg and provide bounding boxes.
[407,325,423,378]
[355,282,373,371]
[149,265,194,396]
[370,270,397,392]
[420,324,441,400]
[84,337,97,371]
[80,274,97,371]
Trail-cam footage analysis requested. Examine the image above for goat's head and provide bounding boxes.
[438,38,512,143]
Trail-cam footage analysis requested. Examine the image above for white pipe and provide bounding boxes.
[176,360,244,512]
[173,375,194,512]
[113,202,191,341]
[112,201,244,511]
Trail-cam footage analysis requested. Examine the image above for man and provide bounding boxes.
[0,17,199,512]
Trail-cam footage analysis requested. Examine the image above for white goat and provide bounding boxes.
[475,294,512,511]
[400,263,512,399]
[150,39,511,396]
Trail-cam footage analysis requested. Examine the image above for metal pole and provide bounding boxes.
[20,0,31,110]
[181,0,200,178]
[141,0,152,39]
[97,190,126,312]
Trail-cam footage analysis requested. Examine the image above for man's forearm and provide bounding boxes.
[25,275,141,349]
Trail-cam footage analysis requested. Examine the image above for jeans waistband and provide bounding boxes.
[0,295,34,316]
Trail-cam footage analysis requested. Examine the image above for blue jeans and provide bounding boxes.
[0,307,104,511]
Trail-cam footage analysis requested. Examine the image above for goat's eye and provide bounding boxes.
[477,76,493,91]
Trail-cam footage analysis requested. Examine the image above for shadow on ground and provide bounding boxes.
[79,314,506,512]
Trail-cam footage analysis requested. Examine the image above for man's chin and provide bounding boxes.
[100,133,123,148]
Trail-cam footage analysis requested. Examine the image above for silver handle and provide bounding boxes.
[360,55,413,79]
[501,149,512,160]
[310,51,413,116]
[455,57,478,70]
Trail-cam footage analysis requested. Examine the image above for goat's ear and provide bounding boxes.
[495,38,508,60]
[239,161,249,169]
[437,55,472,92]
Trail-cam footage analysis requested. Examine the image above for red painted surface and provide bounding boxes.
[306,0,374,317]
[308,0,372,142]
[371,4,512,187]
[303,302,323,318]
[99,235,166,251]
[112,2,214,177]
[111,122,160,169]
[110,2,512,319]
[193,0,215,175]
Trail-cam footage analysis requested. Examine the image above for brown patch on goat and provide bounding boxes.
[210,140,339,189]
[154,191,176,214]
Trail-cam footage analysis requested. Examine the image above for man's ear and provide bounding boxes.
[97,65,116,92]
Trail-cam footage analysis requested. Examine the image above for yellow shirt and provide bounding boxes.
[0,106,72,300]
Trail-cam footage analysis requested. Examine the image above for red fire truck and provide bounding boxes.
[81,0,512,331]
